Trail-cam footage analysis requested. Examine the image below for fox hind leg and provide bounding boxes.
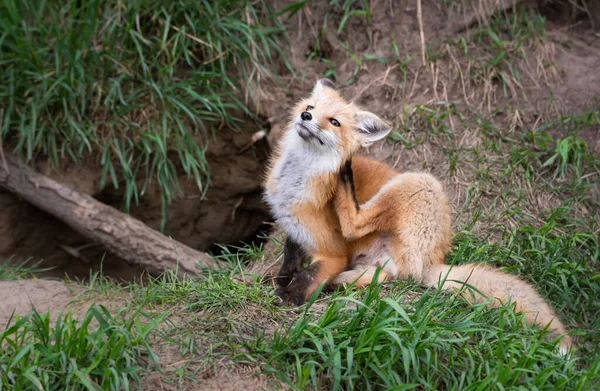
[333,265,389,288]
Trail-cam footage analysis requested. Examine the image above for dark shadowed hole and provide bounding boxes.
[206,221,273,264]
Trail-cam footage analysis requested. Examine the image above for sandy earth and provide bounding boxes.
[0,280,84,327]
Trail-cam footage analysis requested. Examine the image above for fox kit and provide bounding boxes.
[263,78,572,355]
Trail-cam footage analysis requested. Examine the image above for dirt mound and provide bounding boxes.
[143,366,276,391]
[0,280,84,327]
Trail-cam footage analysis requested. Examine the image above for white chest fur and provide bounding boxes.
[264,131,341,251]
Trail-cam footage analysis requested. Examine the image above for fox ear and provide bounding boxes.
[312,78,336,95]
[355,111,392,147]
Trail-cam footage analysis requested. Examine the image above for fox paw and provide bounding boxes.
[344,233,357,241]
[340,227,357,241]
[272,268,317,306]
[274,288,306,306]
[275,271,296,289]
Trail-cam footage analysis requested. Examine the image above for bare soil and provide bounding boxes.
[0,280,81,328]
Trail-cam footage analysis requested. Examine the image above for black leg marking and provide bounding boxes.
[275,262,320,306]
[339,158,360,212]
[276,236,309,288]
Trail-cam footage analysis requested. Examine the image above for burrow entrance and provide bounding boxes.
[0,126,275,282]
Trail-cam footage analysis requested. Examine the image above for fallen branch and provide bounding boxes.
[0,152,220,277]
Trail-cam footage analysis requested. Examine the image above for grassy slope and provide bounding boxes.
[1,1,600,390]
[0,0,288,228]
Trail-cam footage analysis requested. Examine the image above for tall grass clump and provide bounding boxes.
[0,0,289,228]
[264,276,600,390]
[0,304,157,390]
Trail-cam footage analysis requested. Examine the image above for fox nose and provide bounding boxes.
[300,111,312,121]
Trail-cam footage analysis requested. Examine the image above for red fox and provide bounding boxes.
[263,78,573,356]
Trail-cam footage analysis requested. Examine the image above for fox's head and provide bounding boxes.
[288,78,391,162]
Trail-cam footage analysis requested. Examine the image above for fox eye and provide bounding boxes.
[306,105,314,111]
[329,118,340,127]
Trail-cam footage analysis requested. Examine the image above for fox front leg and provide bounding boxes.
[275,255,348,306]
[275,236,309,288]
[275,262,319,306]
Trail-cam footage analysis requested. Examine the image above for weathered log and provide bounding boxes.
[0,153,220,276]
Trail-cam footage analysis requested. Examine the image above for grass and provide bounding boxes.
[63,154,598,388]
[3,194,599,389]
[0,0,291,229]
[59,199,598,389]
[302,0,392,87]
[426,4,555,111]
[0,258,51,281]
[262,280,598,390]
[371,99,600,389]
[0,305,158,390]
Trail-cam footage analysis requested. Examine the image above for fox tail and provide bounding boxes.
[422,263,573,357]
